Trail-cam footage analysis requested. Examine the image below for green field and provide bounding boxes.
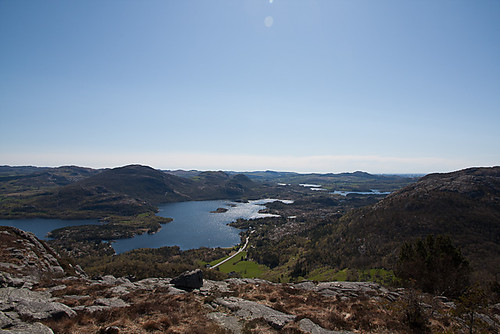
[209,251,395,284]
[210,251,269,278]
[307,267,395,285]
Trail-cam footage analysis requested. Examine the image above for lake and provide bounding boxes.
[0,199,290,253]
[332,190,392,196]
[0,218,101,240]
[112,199,289,253]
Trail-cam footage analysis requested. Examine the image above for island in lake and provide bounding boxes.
[210,207,228,213]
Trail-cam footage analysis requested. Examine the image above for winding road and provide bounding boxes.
[209,236,250,270]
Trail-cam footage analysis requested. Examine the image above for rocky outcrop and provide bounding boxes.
[0,227,73,288]
[293,280,399,300]
[0,227,77,332]
[171,268,203,290]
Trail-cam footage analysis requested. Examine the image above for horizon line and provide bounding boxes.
[3,162,497,177]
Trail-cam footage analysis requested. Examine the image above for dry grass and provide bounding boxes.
[40,278,476,333]
[43,284,227,334]
[227,283,461,333]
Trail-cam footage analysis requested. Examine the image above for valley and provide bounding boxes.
[3,1,498,332]
[1,164,500,333]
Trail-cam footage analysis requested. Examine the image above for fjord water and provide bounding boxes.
[0,218,100,240]
[112,199,285,253]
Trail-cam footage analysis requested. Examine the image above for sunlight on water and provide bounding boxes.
[332,190,391,196]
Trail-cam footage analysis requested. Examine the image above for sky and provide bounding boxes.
[1,0,499,174]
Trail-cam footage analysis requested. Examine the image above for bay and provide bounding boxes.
[0,218,100,240]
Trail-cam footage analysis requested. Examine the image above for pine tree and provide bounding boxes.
[396,234,470,297]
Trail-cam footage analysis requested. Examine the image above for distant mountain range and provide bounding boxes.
[0,164,423,219]
[0,165,260,218]
[165,169,420,191]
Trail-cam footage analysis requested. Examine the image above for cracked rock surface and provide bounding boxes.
[216,296,296,329]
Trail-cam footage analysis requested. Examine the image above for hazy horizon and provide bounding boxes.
[2,160,492,176]
[1,153,497,174]
[1,1,499,174]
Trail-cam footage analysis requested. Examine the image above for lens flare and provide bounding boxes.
[264,16,273,28]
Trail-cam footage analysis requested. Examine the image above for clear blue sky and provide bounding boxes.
[1,0,499,173]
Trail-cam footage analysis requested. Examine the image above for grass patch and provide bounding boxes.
[208,246,239,267]
[359,268,395,285]
[209,252,395,285]
[208,255,230,267]
[307,267,344,281]
[211,251,269,278]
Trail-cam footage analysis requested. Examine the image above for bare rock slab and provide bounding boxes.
[1,321,54,334]
[216,296,296,329]
[207,312,243,334]
[299,318,355,334]
[0,287,75,320]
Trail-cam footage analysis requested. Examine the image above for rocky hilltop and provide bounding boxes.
[0,226,81,288]
[1,226,500,333]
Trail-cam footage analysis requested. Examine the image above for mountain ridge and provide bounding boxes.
[331,166,500,274]
[0,165,261,219]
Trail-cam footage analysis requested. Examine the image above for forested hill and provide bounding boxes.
[328,166,500,276]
